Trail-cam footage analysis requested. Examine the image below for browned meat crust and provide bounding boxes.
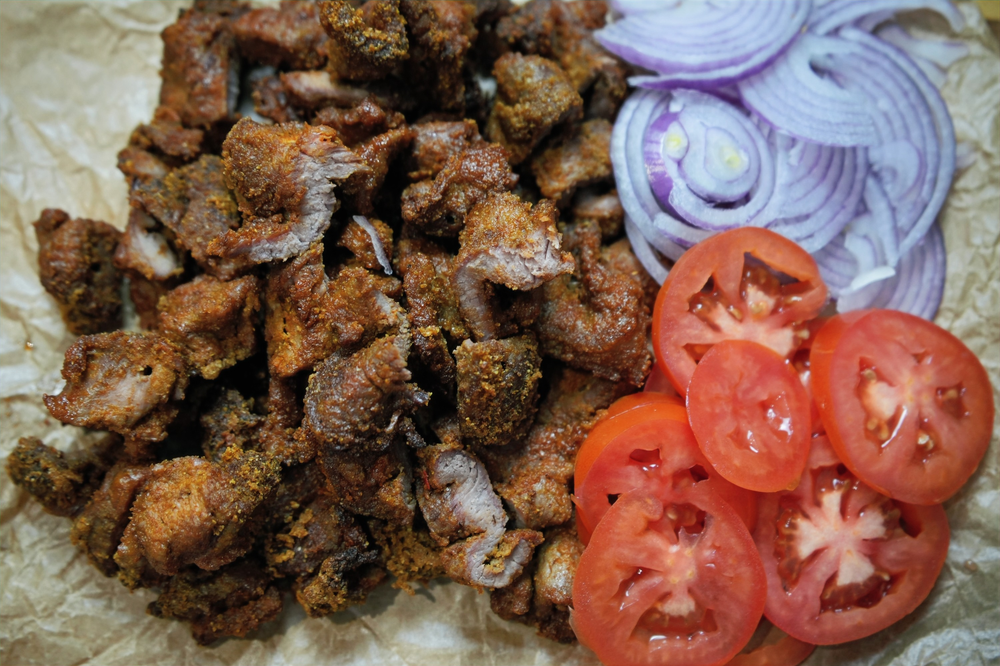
[34,209,123,335]
[368,519,446,591]
[233,1,329,70]
[571,187,624,240]
[318,441,418,525]
[214,117,369,263]
[127,106,205,163]
[319,0,409,81]
[455,335,542,448]
[6,435,120,518]
[200,389,263,461]
[71,462,152,577]
[401,141,518,238]
[341,124,415,215]
[134,154,251,280]
[148,559,283,645]
[159,6,240,128]
[113,208,183,283]
[279,69,372,109]
[479,366,631,529]
[43,331,189,452]
[531,118,612,206]
[336,215,394,272]
[264,243,403,377]
[454,191,573,340]
[115,448,280,586]
[535,221,652,386]
[485,52,582,164]
[406,119,482,181]
[313,96,405,148]
[399,0,478,114]
[157,274,262,380]
[252,73,301,124]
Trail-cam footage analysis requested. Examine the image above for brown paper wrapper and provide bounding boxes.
[1,2,997,664]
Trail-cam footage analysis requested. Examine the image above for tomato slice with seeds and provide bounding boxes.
[575,397,757,545]
[573,487,766,666]
[754,436,950,645]
[652,228,828,394]
[811,310,994,504]
[687,340,811,493]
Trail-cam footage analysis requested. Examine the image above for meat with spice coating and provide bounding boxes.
[319,0,409,81]
[233,0,328,70]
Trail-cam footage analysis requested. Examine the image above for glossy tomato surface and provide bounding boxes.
[687,340,811,492]
[725,619,814,666]
[653,227,828,394]
[574,396,757,544]
[811,310,994,504]
[573,488,766,666]
[754,436,950,645]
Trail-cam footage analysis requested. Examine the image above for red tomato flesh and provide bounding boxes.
[573,487,767,666]
[653,228,828,394]
[754,436,950,645]
[687,340,811,493]
[811,310,994,504]
[725,619,815,666]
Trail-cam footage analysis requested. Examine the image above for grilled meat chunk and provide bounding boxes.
[319,0,409,81]
[531,118,612,207]
[233,1,328,70]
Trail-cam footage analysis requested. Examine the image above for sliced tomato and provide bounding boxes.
[725,619,814,666]
[574,397,757,545]
[573,487,766,666]
[687,340,811,493]
[811,309,994,504]
[754,436,950,645]
[643,363,679,396]
[791,344,825,436]
[652,228,828,394]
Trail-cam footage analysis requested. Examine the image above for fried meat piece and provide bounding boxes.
[233,1,328,70]
[264,243,403,377]
[134,154,251,280]
[43,331,189,449]
[6,435,120,518]
[148,559,283,645]
[319,0,409,81]
[127,106,205,163]
[530,119,612,206]
[401,141,518,237]
[115,448,281,586]
[266,492,384,616]
[336,215,394,272]
[157,274,262,380]
[200,389,263,461]
[496,1,627,120]
[490,525,581,643]
[341,125,414,215]
[416,443,542,589]
[368,519,446,591]
[603,236,660,315]
[33,208,123,335]
[279,70,372,109]
[455,336,541,448]
[129,274,176,331]
[314,96,405,148]
[399,0,478,113]
[406,119,482,181]
[479,366,630,529]
[572,187,624,240]
[454,191,573,340]
[318,439,418,525]
[114,209,184,283]
[485,53,582,165]
[71,462,152,576]
[259,374,313,464]
[396,236,469,389]
[301,334,428,451]
[213,117,369,263]
[536,221,652,386]
[159,7,240,128]
[251,73,301,124]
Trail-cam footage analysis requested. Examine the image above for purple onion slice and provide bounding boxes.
[809,0,965,36]
[598,0,811,89]
[876,24,969,88]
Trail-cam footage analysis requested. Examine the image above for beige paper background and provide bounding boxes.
[0,2,997,665]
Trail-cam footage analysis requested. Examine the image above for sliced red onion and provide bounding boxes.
[352,214,392,275]
[643,90,775,231]
[611,0,680,16]
[861,174,900,266]
[738,35,880,147]
[838,28,955,257]
[597,0,811,89]
[612,88,707,257]
[624,214,671,284]
[809,0,965,36]
[876,24,969,88]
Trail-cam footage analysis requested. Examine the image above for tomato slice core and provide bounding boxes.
[811,310,994,504]
[687,340,811,492]
[573,487,766,666]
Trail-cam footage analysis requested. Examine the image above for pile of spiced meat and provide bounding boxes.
[6,0,651,646]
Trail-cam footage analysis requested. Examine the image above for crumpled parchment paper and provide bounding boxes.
[0,2,997,665]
